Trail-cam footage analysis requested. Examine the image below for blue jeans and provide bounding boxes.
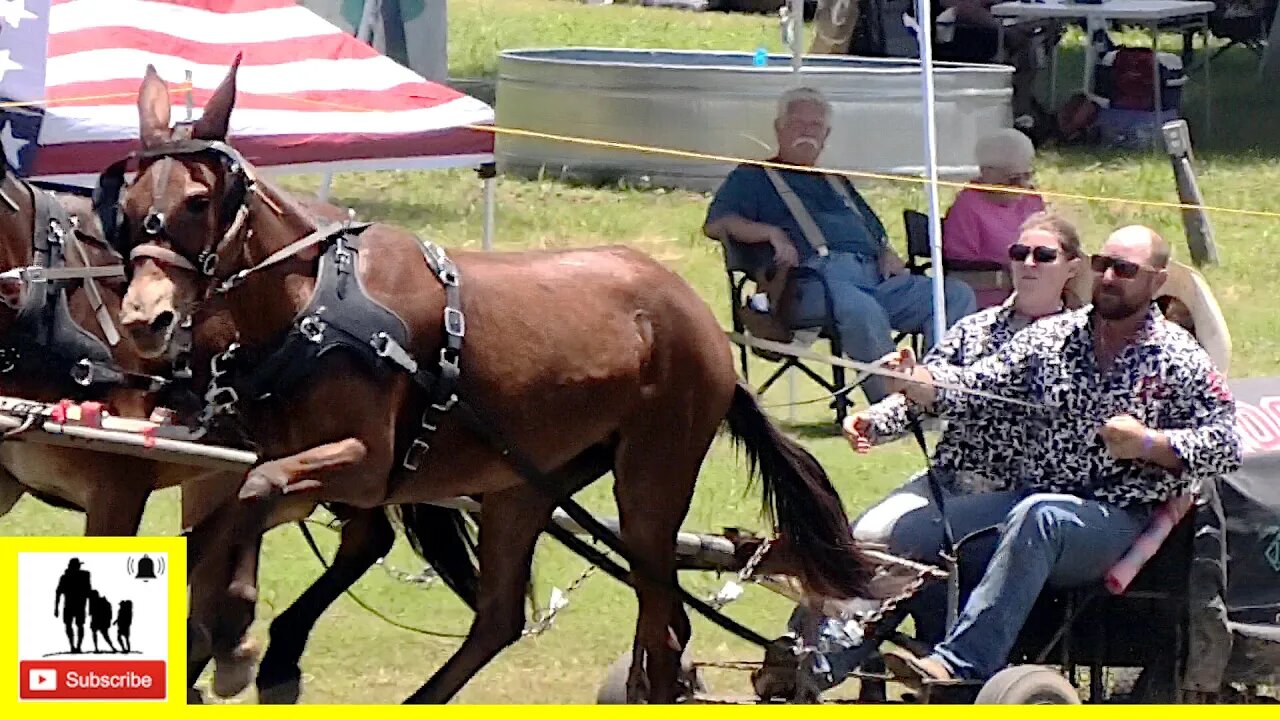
[787,470,1021,690]
[788,252,977,403]
[929,493,1153,680]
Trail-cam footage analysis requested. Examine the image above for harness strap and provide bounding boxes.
[399,240,464,471]
[215,220,368,294]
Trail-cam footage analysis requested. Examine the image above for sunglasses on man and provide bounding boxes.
[1008,243,1060,264]
[1090,254,1158,279]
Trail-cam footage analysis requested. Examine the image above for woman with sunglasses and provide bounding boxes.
[771,211,1084,700]
[941,129,1047,309]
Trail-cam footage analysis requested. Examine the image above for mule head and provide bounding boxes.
[117,56,247,360]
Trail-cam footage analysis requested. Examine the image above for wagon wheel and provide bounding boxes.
[596,650,704,704]
[974,665,1082,704]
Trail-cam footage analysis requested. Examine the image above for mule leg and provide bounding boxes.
[256,508,394,704]
[0,466,25,519]
[612,427,716,703]
[84,482,150,536]
[402,483,556,704]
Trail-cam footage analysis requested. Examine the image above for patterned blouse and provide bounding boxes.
[928,305,1242,508]
[865,295,1056,493]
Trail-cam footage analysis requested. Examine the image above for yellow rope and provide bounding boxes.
[5,84,1277,221]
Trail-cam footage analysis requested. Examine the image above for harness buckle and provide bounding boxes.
[142,211,165,236]
[444,307,465,338]
[71,358,95,387]
[199,251,219,276]
[299,314,326,344]
[22,266,47,284]
[206,385,240,412]
[439,348,460,374]
[403,438,431,471]
[210,343,239,378]
[370,332,419,374]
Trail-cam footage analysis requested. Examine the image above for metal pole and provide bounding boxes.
[184,70,194,122]
[915,0,948,346]
[478,163,496,250]
[356,0,379,42]
[789,0,805,76]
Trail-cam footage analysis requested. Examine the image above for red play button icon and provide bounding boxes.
[19,660,165,701]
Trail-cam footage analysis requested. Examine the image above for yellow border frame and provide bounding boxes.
[0,537,1270,715]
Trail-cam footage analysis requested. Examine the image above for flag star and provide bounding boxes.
[0,49,22,83]
[1,120,29,169]
[0,0,36,30]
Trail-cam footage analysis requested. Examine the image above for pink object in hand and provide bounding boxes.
[1104,493,1196,595]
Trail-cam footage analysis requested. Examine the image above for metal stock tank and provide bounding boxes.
[494,48,1014,192]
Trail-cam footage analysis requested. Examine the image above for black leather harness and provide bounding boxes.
[203,221,463,471]
[1,187,136,393]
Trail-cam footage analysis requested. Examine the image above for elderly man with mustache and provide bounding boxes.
[704,86,977,403]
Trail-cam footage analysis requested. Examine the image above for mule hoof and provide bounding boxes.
[212,639,260,698]
[212,658,255,698]
[257,678,301,705]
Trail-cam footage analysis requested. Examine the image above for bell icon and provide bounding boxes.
[134,554,157,580]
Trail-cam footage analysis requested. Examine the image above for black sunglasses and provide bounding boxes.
[1091,254,1154,279]
[1008,243,1060,264]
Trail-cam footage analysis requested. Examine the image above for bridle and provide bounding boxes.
[95,136,257,290]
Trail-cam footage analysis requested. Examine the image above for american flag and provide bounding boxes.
[0,0,494,185]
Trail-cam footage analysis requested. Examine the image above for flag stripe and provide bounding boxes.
[49,1,332,40]
[51,0,299,9]
[30,129,497,176]
[39,103,494,144]
[47,51,429,94]
[49,28,381,68]
[45,81,469,115]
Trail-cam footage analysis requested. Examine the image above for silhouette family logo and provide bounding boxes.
[17,552,168,701]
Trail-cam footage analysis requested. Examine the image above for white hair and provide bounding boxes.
[776,86,832,124]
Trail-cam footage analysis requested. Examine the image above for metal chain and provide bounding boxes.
[692,561,939,675]
[522,563,597,637]
[857,565,935,629]
[374,555,440,586]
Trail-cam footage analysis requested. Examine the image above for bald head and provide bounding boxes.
[1092,224,1171,320]
[1103,225,1171,268]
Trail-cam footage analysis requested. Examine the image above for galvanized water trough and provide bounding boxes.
[495,47,1014,192]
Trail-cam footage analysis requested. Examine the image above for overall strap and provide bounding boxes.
[763,167,829,258]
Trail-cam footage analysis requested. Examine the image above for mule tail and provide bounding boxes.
[723,381,875,599]
[392,504,481,610]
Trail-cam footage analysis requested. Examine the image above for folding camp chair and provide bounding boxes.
[720,237,858,425]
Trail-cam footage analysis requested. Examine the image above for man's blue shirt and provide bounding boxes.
[705,162,889,264]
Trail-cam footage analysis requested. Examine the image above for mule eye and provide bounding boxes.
[185,196,211,214]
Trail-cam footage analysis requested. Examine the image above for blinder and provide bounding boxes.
[91,139,254,279]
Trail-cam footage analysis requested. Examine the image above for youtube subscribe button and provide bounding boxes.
[20,660,166,701]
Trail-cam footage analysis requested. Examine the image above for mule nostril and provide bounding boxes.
[150,310,175,334]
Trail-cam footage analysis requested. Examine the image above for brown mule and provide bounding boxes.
[0,163,482,704]
[109,59,876,704]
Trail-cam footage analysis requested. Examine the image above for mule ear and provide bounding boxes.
[192,53,242,141]
[138,64,173,148]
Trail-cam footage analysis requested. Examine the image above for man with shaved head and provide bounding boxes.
[874,225,1241,691]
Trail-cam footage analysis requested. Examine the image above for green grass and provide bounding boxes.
[3,0,1280,704]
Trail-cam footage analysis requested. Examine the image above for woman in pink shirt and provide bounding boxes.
[943,129,1046,308]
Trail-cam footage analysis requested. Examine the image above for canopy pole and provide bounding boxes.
[479,162,496,251]
[789,0,805,76]
[915,0,948,348]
